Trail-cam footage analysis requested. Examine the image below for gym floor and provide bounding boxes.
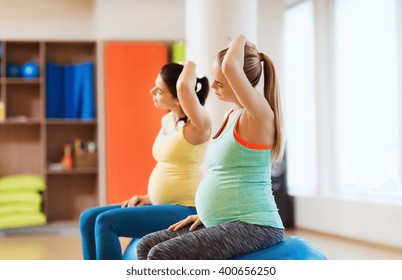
[0,227,401,260]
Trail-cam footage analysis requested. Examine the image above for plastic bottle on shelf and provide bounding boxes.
[61,144,73,170]
[0,101,5,122]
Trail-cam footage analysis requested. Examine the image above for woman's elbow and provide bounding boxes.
[221,60,239,76]
[176,80,190,93]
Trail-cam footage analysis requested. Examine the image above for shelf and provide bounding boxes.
[0,118,42,125]
[0,125,42,175]
[1,78,43,84]
[4,42,41,66]
[47,167,98,175]
[46,119,97,125]
[46,175,98,221]
[5,83,42,119]
[46,42,96,65]
[1,40,98,226]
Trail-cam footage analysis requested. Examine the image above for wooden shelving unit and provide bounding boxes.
[0,40,99,225]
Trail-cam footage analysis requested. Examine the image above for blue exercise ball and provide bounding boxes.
[22,61,40,79]
[231,236,328,260]
[6,63,21,78]
[122,236,328,260]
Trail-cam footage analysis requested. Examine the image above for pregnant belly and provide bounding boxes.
[148,163,201,205]
[195,175,239,226]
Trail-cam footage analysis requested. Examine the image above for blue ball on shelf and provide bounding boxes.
[6,63,21,78]
[21,61,40,79]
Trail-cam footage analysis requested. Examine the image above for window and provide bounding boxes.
[284,0,401,201]
[284,0,317,195]
[334,0,401,199]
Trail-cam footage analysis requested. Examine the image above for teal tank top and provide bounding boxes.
[195,109,284,229]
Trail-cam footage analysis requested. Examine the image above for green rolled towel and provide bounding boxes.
[0,174,45,192]
[0,204,42,216]
[0,191,42,205]
[0,212,46,229]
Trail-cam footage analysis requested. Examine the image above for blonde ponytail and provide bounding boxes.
[261,53,285,162]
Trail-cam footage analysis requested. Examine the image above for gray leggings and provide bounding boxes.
[137,221,284,260]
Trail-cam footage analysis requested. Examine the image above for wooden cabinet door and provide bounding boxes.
[105,42,168,204]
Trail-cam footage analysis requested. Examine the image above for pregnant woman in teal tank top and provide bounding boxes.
[137,34,286,260]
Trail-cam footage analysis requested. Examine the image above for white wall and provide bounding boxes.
[95,0,185,40]
[296,196,402,249]
[0,0,96,39]
[0,0,185,40]
[258,0,285,82]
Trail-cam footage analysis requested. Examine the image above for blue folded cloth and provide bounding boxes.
[46,62,95,119]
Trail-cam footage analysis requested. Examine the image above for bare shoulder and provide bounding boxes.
[241,108,275,137]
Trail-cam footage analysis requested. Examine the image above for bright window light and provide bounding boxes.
[284,0,317,195]
[334,0,401,199]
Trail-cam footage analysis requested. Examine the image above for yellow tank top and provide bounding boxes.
[148,113,208,206]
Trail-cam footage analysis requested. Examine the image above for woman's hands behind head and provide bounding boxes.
[176,61,211,145]
[176,61,197,92]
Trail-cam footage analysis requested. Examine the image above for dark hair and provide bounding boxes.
[159,63,210,123]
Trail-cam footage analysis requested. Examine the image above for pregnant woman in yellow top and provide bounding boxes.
[79,61,210,259]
